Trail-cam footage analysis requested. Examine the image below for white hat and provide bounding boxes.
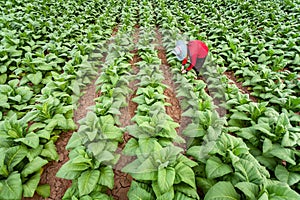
[172,40,187,61]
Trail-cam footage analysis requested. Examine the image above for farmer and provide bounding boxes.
[172,40,209,75]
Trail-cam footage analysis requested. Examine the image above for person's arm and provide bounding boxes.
[186,53,197,71]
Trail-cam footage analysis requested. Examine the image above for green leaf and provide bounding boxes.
[275,165,300,186]
[175,162,196,189]
[235,182,259,200]
[101,115,123,140]
[265,183,300,199]
[0,172,22,200]
[174,184,199,199]
[174,191,197,200]
[233,159,264,184]
[27,71,43,85]
[158,167,175,193]
[196,177,216,194]
[230,112,250,121]
[257,54,269,62]
[122,158,157,181]
[123,138,139,156]
[78,170,100,196]
[41,140,59,161]
[182,123,205,137]
[36,184,51,198]
[66,132,83,150]
[5,145,27,171]
[206,156,233,179]
[23,172,40,197]
[99,166,114,189]
[204,182,240,200]
[269,144,296,165]
[127,181,155,200]
[0,74,7,84]
[157,188,174,200]
[15,132,39,148]
[176,154,198,168]
[21,156,48,177]
[56,160,90,179]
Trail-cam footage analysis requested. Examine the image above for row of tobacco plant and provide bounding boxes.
[154,0,300,199]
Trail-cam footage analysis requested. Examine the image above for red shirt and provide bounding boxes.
[182,40,209,71]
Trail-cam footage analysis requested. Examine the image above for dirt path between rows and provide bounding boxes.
[155,28,189,151]
[23,27,119,200]
[224,71,258,102]
[23,70,100,200]
[108,25,140,200]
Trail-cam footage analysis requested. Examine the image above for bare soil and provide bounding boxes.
[23,27,119,200]
[155,28,189,150]
[107,26,140,200]
[224,70,258,102]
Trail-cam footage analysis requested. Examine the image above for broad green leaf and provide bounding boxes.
[127,181,155,200]
[158,167,175,193]
[21,156,48,177]
[235,182,259,200]
[36,184,51,198]
[233,159,264,184]
[5,145,27,171]
[196,177,216,194]
[175,162,196,189]
[265,183,300,199]
[87,141,105,157]
[123,138,139,156]
[27,71,43,85]
[15,132,39,148]
[230,112,250,121]
[157,188,174,200]
[182,123,205,137]
[66,132,83,150]
[122,158,157,181]
[41,140,59,161]
[94,150,115,163]
[99,166,114,189]
[275,165,300,186]
[78,170,100,196]
[257,54,269,62]
[174,184,199,199]
[174,191,197,200]
[269,144,296,165]
[0,172,22,200]
[204,182,240,200]
[176,154,198,168]
[206,156,233,179]
[0,74,7,84]
[23,172,40,197]
[56,160,90,179]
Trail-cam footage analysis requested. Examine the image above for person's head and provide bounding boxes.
[172,40,187,61]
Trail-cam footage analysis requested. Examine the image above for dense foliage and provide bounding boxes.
[0,0,299,199]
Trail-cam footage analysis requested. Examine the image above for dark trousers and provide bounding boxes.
[193,56,207,75]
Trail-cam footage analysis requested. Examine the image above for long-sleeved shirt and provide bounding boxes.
[182,40,209,71]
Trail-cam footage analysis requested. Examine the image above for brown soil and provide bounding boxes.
[224,70,258,102]
[107,25,140,200]
[155,28,188,150]
[23,26,120,200]
[23,79,99,200]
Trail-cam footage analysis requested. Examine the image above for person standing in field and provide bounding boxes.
[172,40,209,75]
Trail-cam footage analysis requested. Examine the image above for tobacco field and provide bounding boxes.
[0,0,299,199]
